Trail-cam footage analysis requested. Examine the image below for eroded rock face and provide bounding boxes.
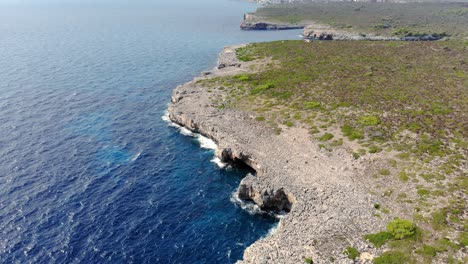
[217,148,268,175]
[238,174,294,213]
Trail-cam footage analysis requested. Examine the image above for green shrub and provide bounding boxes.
[344,247,360,260]
[358,115,380,126]
[304,257,313,264]
[398,171,409,182]
[459,232,468,247]
[303,101,321,109]
[251,83,275,94]
[386,219,416,239]
[369,146,382,153]
[373,251,409,264]
[330,138,343,146]
[342,125,364,141]
[431,209,447,230]
[379,169,391,176]
[434,238,460,251]
[236,47,256,62]
[416,245,437,257]
[255,116,265,121]
[236,74,250,81]
[396,152,410,160]
[364,231,394,248]
[318,133,334,141]
[417,188,430,196]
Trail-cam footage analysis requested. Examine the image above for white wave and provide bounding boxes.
[230,188,287,220]
[230,189,263,215]
[161,110,170,121]
[195,134,217,150]
[179,127,194,136]
[162,110,225,168]
[162,110,181,128]
[211,157,226,168]
[131,151,141,162]
[263,222,280,238]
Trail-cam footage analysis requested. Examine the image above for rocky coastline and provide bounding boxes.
[240,13,306,30]
[241,13,446,41]
[168,46,395,263]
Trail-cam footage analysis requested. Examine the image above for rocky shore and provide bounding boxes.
[240,13,306,30]
[241,14,446,41]
[302,23,400,41]
[168,46,395,263]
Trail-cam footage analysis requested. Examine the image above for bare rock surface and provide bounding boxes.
[168,46,391,263]
[303,23,400,41]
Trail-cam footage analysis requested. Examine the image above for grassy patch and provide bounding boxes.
[303,101,321,109]
[369,145,383,153]
[318,133,334,142]
[359,115,380,126]
[459,232,468,247]
[417,188,431,197]
[344,247,360,260]
[398,171,409,182]
[373,251,409,264]
[379,169,391,176]
[251,83,275,95]
[365,219,417,248]
[431,209,447,231]
[364,231,394,248]
[342,125,364,141]
[235,74,251,81]
[236,46,256,62]
[415,244,437,258]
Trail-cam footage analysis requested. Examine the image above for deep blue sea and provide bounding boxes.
[0,0,300,263]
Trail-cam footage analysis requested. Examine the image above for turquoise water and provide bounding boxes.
[0,0,301,263]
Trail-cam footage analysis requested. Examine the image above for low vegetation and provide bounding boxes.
[344,246,360,260]
[253,2,468,38]
[199,39,466,263]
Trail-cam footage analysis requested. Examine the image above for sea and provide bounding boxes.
[0,0,301,263]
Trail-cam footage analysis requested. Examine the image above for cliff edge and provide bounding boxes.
[168,46,393,263]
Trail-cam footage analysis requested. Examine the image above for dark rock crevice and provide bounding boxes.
[168,111,294,215]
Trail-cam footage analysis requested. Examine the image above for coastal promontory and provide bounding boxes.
[168,40,467,263]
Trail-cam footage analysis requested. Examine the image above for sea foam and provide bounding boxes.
[162,111,226,168]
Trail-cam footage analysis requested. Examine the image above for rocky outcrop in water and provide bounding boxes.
[241,21,304,30]
[240,13,305,30]
[238,174,294,213]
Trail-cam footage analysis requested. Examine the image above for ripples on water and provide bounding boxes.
[0,0,301,263]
